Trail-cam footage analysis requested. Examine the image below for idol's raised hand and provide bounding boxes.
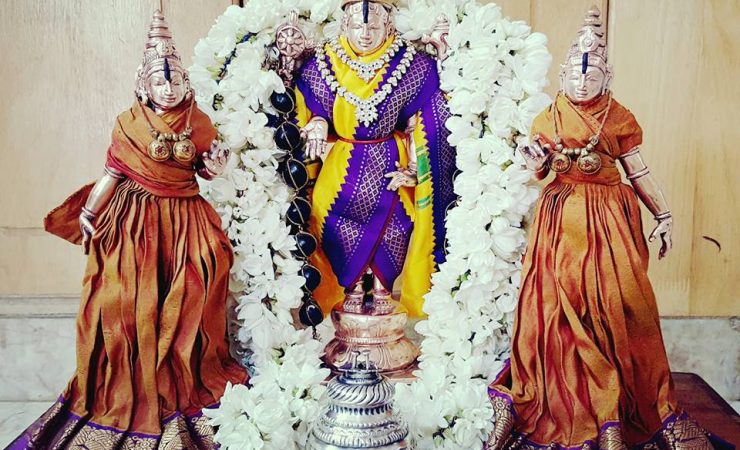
[519,139,549,171]
[201,140,230,178]
[302,117,329,161]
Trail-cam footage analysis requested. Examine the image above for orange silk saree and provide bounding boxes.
[488,94,726,450]
[7,100,247,450]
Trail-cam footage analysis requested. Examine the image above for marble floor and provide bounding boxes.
[0,402,52,447]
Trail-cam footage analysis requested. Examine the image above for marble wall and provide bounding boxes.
[0,297,737,405]
[0,300,737,445]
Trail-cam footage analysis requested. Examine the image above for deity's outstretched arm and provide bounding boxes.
[79,166,125,254]
[619,146,673,258]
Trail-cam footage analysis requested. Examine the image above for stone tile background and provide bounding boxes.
[0,297,737,446]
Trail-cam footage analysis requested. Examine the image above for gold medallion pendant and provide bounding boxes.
[173,139,196,163]
[142,100,198,164]
[148,138,171,162]
[577,152,602,174]
[549,152,572,173]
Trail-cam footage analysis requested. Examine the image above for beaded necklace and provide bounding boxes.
[328,35,402,83]
[546,92,613,175]
[141,97,197,163]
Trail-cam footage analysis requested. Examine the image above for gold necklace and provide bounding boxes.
[141,98,197,163]
[547,92,613,175]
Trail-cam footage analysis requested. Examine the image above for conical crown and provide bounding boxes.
[564,5,609,73]
[135,10,188,99]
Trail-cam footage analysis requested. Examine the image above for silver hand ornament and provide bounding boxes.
[199,140,230,179]
[302,117,329,161]
[384,161,418,191]
[520,138,550,180]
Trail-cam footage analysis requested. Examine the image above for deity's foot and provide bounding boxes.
[342,291,365,314]
[372,287,395,315]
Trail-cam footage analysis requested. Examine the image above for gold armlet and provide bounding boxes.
[626,167,650,180]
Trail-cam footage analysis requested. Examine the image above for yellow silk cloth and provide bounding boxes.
[43,101,247,435]
[492,93,679,445]
[295,36,435,317]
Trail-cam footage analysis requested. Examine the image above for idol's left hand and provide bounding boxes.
[385,161,418,191]
[649,216,673,259]
[201,141,230,178]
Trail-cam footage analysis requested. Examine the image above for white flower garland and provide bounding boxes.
[190,1,551,448]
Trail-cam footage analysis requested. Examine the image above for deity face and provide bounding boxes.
[144,62,189,111]
[562,64,606,104]
[342,2,393,54]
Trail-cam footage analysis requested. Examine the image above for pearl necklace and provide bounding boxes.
[328,36,402,83]
[315,40,416,127]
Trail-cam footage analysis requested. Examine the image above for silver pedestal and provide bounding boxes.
[307,351,413,450]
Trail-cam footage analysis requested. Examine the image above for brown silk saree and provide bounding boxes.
[488,94,730,450]
[7,101,248,450]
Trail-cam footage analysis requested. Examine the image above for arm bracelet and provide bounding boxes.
[654,211,672,221]
[620,146,641,159]
[627,167,650,180]
[81,207,97,220]
[103,165,126,180]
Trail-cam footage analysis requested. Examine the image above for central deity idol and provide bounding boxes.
[279,0,455,373]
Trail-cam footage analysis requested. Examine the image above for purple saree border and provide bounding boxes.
[486,386,735,450]
[63,395,216,436]
[418,89,456,265]
[5,394,220,450]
